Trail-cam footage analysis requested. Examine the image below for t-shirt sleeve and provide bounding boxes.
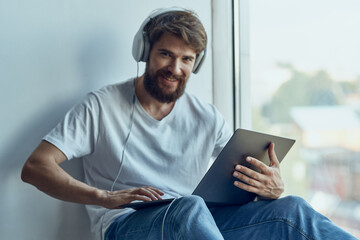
[43,93,100,160]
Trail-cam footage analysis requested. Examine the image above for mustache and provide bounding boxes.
[158,69,185,81]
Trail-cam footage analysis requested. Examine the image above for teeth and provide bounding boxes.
[166,78,176,82]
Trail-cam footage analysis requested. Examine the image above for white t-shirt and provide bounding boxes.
[44,78,232,239]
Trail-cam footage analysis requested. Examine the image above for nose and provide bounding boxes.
[168,59,182,75]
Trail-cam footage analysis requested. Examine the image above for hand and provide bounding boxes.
[232,143,284,199]
[99,186,164,209]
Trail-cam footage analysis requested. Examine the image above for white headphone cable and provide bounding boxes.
[161,198,178,240]
[101,62,139,240]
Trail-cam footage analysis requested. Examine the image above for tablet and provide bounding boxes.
[192,128,296,205]
[119,198,175,209]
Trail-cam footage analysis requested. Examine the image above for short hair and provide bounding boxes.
[144,10,207,55]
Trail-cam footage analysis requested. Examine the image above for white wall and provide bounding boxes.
[0,1,214,239]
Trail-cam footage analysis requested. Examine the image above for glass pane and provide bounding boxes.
[249,0,360,236]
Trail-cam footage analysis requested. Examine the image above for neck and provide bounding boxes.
[135,76,175,120]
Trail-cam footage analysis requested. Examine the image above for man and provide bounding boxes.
[22,8,357,240]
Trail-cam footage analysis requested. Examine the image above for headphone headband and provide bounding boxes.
[132,8,206,74]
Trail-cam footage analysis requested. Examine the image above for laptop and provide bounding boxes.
[119,128,296,209]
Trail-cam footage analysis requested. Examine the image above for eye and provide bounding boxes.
[160,51,171,57]
[183,57,194,63]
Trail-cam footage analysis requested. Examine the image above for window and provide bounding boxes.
[248,0,360,236]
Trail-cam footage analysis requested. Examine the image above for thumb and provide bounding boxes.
[269,143,280,167]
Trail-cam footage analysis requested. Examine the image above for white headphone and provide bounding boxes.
[132,7,206,74]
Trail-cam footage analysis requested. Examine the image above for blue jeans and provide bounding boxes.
[105,195,358,240]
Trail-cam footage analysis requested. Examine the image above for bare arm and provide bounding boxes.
[21,140,164,208]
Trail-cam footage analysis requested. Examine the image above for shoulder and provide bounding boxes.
[92,78,134,101]
[180,92,221,118]
[66,78,134,117]
[178,92,227,132]
[80,78,134,108]
[178,92,233,150]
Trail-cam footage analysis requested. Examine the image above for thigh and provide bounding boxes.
[210,197,308,240]
[210,196,357,240]
[105,205,167,240]
[105,195,224,240]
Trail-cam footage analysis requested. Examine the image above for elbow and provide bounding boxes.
[21,159,35,184]
[21,162,30,183]
[21,140,64,187]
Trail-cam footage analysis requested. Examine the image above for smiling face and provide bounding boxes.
[143,32,196,103]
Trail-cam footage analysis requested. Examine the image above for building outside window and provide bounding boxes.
[249,0,360,236]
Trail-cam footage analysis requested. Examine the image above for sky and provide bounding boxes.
[249,0,360,105]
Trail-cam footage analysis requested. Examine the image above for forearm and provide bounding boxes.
[21,141,107,207]
[22,159,167,209]
[22,157,105,206]
[21,141,164,209]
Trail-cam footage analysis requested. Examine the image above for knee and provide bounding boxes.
[165,196,220,238]
[279,195,311,210]
[176,195,207,210]
[271,195,315,219]
[280,195,307,204]
[170,195,209,220]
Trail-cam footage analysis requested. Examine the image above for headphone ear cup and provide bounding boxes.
[141,33,151,62]
[192,49,206,74]
[132,29,145,62]
[132,30,151,62]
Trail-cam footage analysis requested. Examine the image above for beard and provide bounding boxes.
[143,65,187,103]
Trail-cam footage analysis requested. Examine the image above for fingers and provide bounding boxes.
[233,167,270,196]
[241,157,269,175]
[128,194,154,202]
[151,187,165,196]
[233,179,260,194]
[232,148,284,199]
[233,149,278,183]
[102,186,165,209]
[131,186,164,201]
[233,167,261,188]
[233,159,267,187]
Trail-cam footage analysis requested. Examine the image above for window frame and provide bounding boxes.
[212,0,251,130]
